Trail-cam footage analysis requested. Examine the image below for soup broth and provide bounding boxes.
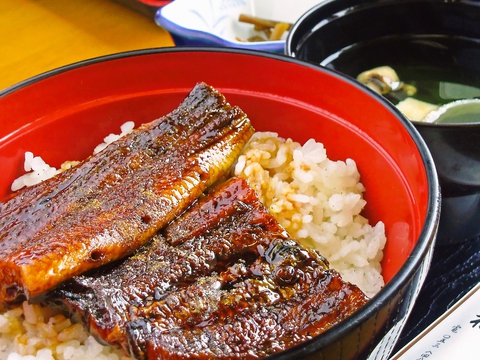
[318,35,480,122]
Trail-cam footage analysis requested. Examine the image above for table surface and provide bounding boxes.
[0,0,174,91]
[392,236,480,356]
[2,1,479,359]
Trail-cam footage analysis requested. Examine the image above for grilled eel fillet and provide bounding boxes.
[0,82,254,309]
[46,177,369,360]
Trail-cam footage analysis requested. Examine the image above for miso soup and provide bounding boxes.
[319,35,480,123]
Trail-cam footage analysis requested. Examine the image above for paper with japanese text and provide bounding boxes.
[391,283,480,359]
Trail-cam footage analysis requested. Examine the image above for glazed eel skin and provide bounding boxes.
[0,82,254,309]
[46,177,369,360]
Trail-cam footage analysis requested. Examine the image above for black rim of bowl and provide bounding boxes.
[0,47,441,357]
[285,0,480,129]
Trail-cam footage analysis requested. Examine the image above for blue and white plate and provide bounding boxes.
[155,0,323,53]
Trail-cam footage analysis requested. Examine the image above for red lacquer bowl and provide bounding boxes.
[0,48,440,359]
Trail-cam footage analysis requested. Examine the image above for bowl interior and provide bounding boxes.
[286,0,479,243]
[0,49,434,287]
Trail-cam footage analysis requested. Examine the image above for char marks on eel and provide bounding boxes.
[46,177,368,359]
[0,82,254,309]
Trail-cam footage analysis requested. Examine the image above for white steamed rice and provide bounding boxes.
[1,125,386,359]
[0,302,129,360]
[10,121,135,192]
[232,132,386,297]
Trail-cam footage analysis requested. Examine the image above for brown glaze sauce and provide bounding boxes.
[0,83,254,307]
